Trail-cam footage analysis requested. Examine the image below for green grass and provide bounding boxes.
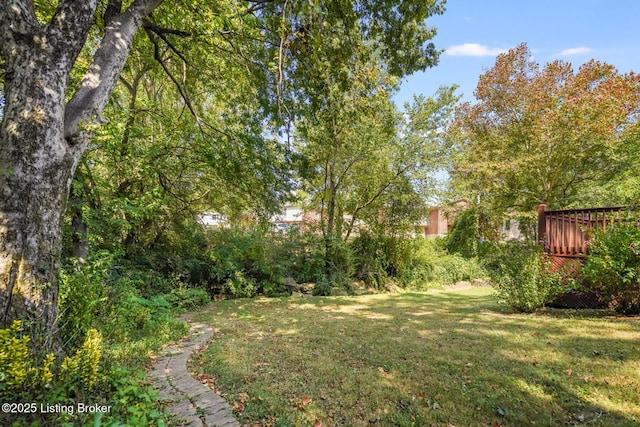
[189,288,640,426]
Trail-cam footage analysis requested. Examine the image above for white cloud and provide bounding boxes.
[446,43,507,57]
[555,47,593,56]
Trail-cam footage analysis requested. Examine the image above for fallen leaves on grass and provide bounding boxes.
[197,373,216,388]
[294,396,313,410]
[232,401,245,413]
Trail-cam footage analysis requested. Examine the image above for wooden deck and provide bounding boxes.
[537,204,627,271]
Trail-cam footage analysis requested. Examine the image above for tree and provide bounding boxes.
[297,75,459,278]
[449,43,640,217]
[70,15,289,261]
[275,0,447,282]
[0,0,447,355]
[0,0,164,354]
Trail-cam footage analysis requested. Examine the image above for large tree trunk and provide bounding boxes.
[0,0,162,356]
[0,69,80,354]
[0,2,96,356]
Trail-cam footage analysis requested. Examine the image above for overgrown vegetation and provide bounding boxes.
[0,251,200,426]
[1,222,490,425]
[482,242,562,312]
[205,227,487,297]
[3,2,640,426]
[582,219,640,314]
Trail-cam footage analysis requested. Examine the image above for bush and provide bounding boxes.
[207,227,288,297]
[403,239,486,289]
[351,232,392,288]
[486,243,561,312]
[445,208,481,257]
[0,321,56,400]
[0,322,106,425]
[429,253,486,285]
[59,252,116,349]
[163,286,211,309]
[581,219,640,314]
[351,234,486,289]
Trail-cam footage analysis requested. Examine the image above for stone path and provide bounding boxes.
[149,321,240,427]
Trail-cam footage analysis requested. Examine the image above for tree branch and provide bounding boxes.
[104,0,122,25]
[64,0,163,141]
[0,1,38,34]
[142,19,190,37]
[145,27,200,121]
[245,0,276,15]
[46,0,98,66]
[344,165,410,240]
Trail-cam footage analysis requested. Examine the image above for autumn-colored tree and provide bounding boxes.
[449,43,640,217]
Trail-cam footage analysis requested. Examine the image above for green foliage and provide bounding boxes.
[0,321,55,399]
[207,227,287,298]
[351,234,486,289]
[351,232,424,288]
[59,328,103,392]
[445,206,504,257]
[485,243,561,312]
[163,286,211,310]
[444,208,479,257]
[428,253,486,286]
[7,251,189,425]
[404,238,486,288]
[274,229,326,284]
[582,219,640,314]
[98,368,169,427]
[59,252,113,349]
[0,323,106,426]
[351,232,395,288]
[322,235,355,292]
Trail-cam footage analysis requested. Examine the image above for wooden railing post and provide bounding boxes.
[538,204,547,249]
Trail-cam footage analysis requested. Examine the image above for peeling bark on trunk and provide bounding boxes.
[0,0,162,356]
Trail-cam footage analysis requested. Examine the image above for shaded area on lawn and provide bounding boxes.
[190,289,640,426]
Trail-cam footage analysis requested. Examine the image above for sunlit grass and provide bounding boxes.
[189,289,640,426]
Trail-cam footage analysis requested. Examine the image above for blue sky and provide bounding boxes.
[394,0,640,108]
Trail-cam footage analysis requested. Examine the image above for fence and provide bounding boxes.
[537,204,626,260]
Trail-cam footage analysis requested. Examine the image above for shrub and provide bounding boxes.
[351,232,392,288]
[403,239,486,289]
[581,219,640,314]
[0,323,105,425]
[429,253,486,285]
[271,229,325,284]
[0,321,55,400]
[351,234,486,289]
[58,251,113,349]
[351,233,433,289]
[163,286,211,309]
[445,208,481,257]
[487,243,561,312]
[207,227,287,297]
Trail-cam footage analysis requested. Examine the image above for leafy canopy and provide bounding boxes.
[448,43,640,213]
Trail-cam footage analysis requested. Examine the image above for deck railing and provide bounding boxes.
[537,204,626,258]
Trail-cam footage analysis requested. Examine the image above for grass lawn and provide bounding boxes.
[189,288,640,426]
